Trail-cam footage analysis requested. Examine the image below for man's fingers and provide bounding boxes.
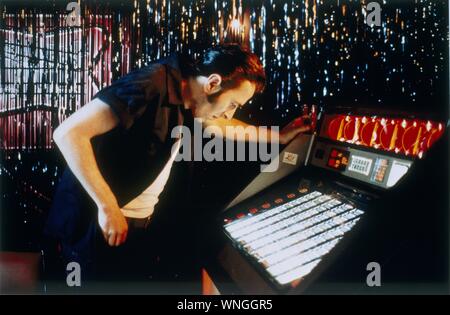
[122,230,128,244]
[291,117,310,128]
[102,231,109,242]
[297,125,311,132]
[108,232,117,247]
[291,125,311,135]
[118,223,128,246]
[114,235,121,247]
[115,232,127,246]
[289,126,310,139]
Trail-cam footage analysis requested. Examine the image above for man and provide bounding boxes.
[44,44,310,290]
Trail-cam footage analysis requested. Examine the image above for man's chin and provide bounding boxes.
[192,114,207,122]
[192,110,218,121]
[196,114,216,121]
[207,113,223,120]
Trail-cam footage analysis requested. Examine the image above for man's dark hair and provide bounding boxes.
[193,44,266,94]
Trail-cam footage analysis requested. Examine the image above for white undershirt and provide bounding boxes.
[120,139,181,219]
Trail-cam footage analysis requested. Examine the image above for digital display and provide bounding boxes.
[348,155,373,176]
[327,149,349,171]
[371,158,390,183]
[387,160,412,188]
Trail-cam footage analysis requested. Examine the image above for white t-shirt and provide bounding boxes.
[120,139,181,219]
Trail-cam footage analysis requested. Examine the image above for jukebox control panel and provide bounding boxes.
[310,141,412,189]
[309,113,445,189]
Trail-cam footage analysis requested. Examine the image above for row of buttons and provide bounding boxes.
[224,191,322,233]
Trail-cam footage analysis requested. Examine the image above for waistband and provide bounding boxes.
[126,216,152,229]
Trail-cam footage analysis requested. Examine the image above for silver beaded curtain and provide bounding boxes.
[0,0,448,250]
[1,0,448,150]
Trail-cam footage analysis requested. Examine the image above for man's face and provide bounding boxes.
[193,77,256,121]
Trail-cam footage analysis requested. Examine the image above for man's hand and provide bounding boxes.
[279,115,312,145]
[53,99,129,247]
[97,204,129,247]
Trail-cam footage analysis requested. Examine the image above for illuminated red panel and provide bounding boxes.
[327,116,345,140]
[359,118,377,146]
[323,114,445,158]
[379,119,399,151]
[427,124,445,148]
[343,116,356,141]
[402,122,422,156]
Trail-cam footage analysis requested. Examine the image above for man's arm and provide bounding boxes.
[53,98,128,247]
[203,117,311,144]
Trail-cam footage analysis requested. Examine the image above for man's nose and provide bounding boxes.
[223,107,238,120]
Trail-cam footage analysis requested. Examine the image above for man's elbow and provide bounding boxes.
[52,123,84,148]
[52,124,66,147]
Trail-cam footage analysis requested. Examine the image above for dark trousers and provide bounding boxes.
[43,167,200,293]
[43,216,201,294]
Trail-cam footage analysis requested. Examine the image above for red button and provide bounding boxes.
[331,150,338,157]
[249,208,258,214]
[236,213,245,219]
[287,193,296,199]
[262,203,271,209]
[328,159,336,167]
[274,198,283,204]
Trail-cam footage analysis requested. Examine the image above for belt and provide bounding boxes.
[126,216,152,229]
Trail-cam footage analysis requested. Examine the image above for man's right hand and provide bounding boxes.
[53,98,128,247]
[97,205,129,246]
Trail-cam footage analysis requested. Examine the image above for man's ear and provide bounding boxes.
[203,74,222,95]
